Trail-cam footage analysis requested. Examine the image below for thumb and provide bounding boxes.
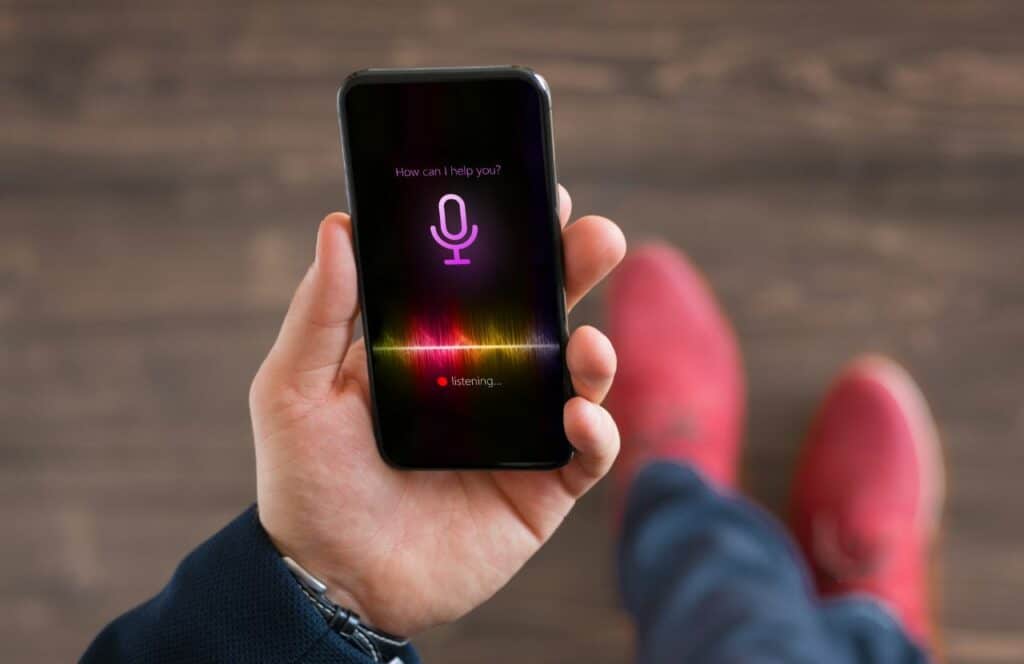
[262,213,360,399]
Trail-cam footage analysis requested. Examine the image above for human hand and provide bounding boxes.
[250,186,626,636]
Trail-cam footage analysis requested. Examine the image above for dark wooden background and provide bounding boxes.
[2,2,1022,662]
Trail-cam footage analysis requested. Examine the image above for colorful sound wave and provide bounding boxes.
[372,315,560,370]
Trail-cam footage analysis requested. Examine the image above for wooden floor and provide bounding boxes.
[2,2,1023,662]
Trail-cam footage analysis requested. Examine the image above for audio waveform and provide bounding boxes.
[372,316,560,369]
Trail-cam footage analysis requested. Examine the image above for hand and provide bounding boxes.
[250,186,626,636]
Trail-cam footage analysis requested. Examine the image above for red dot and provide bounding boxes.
[436,376,448,387]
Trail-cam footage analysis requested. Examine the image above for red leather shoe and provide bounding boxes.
[605,244,745,518]
[789,355,944,649]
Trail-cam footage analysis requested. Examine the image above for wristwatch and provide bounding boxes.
[283,556,409,663]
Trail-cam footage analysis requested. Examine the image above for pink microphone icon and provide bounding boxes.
[430,193,478,266]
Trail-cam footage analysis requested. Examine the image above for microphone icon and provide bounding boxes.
[430,193,478,266]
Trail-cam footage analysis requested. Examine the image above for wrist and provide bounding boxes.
[264,533,371,621]
[281,556,410,662]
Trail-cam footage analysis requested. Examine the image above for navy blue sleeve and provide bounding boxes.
[82,506,421,664]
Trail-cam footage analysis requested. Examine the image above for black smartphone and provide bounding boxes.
[338,66,573,469]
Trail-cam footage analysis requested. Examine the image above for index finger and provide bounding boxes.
[563,215,627,311]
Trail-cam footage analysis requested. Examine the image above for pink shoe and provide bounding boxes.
[789,356,945,649]
[605,243,745,520]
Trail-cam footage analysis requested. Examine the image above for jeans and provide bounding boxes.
[618,462,930,664]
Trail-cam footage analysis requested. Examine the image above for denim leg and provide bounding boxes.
[819,597,930,664]
[617,461,929,664]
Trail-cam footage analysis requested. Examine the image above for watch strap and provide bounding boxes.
[283,556,409,663]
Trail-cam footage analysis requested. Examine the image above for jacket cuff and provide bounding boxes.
[83,505,420,664]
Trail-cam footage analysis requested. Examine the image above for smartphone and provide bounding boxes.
[337,66,572,469]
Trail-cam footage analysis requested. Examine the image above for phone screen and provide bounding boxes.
[340,70,572,468]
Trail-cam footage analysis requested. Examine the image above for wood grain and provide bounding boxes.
[2,1,1022,661]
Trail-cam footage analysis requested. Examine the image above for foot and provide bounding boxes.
[605,243,745,519]
[789,355,944,648]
